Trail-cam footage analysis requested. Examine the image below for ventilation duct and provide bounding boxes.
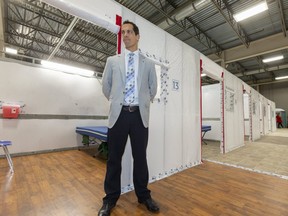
[42,0,120,34]
[158,0,211,29]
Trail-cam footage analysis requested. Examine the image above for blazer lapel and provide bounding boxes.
[137,54,145,91]
[119,54,126,84]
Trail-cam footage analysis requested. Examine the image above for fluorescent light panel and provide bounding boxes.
[275,76,288,80]
[234,2,268,22]
[41,60,94,76]
[5,47,18,54]
[262,55,284,63]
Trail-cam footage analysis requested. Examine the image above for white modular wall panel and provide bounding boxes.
[250,88,261,141]
[244,94,250,136]
[268,102,272,132]
[121,8,166,60]
[121,7,202,185]
[223,71,244,153]
[242,82,251,93]
[265,98,270,134]
[136,19,166,62]
[259,97,264,135]
[200,54,223,81]
[121,8,168,186]
[262,97,269,135]
[164,34,183,174]
[243,82,252,139]
[136,13,168,178]
[182,45,201,166]
[272,102,277,132]
[260,96,265,134]
[148,103,165,181]
[269,101,277,132]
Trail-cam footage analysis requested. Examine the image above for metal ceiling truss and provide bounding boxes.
[210,0,250,48]
[227,61,246,76]
[47,16,79,60]
[180,17,222,55]
[247,75,258,84]
[5,0,117,71]
[144,0,223,57]
[277,0,287,37]
[7,35,108,71]
[2,0,288,85]
[7,18,110,64]
[162,0,177,10]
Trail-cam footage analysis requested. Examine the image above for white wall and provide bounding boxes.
[251,88,261,141]
[202,83,222,141]
[0,60,109,154]
[242,82,252,141]
[200,54,223,80]
[261,96,270,135]
[243,93,250,136]
[182,45,201,168]
[269,100,277,132]
[117,5,203,192]
[223,70,244,153]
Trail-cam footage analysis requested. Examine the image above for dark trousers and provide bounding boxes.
[103,108,151,204]
[277,122,283,128]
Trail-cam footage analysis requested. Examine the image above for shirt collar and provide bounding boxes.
[125,49,139,57]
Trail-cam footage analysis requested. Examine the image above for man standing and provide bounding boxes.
[98,20,159,216]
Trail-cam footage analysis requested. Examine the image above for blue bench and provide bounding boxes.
[202,125,211,145]
[0,140,14,172]
[76,126,108,159]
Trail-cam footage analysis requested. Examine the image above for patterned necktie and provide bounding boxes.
[124,53,135,104]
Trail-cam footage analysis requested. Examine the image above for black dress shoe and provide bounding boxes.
[98,203,116,216]
[140,198,160,213]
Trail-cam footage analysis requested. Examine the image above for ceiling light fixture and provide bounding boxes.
[41,60,95,77]
[201,73,207,77]
[275,76,288,80]
[5,47,18,54]
[262,55,284,63]
[234,2,268,22]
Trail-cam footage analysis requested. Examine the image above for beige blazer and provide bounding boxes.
[102,53,157,128]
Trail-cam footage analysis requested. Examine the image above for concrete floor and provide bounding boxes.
[202,128,288,179]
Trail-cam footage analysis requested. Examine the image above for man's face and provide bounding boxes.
[121,23,139,51]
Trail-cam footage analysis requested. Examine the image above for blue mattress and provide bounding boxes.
[202,125,211,132]
[76,126,108,142]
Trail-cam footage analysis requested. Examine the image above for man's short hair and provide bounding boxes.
[122,20,139,35]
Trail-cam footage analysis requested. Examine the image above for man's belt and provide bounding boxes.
[122,105,139,112]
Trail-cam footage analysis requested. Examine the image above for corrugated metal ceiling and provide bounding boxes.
[1,0,288,86]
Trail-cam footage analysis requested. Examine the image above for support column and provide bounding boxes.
[0,0,5,57]
[220,51,226,68]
